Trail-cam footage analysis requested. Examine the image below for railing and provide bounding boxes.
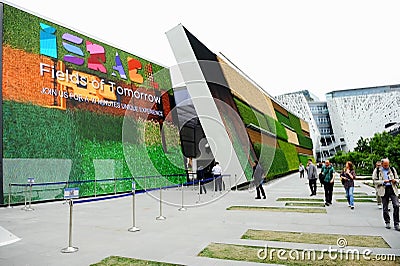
[6,173,233,207]
[7,174,186,206]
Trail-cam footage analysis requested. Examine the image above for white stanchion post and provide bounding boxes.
[94,178,97,197]
[196,178,201,203]
[178,183,186,211]
[21,185,27,210]
[235,174,238,191]
[213,175,216,197]
[61,199,79,253]
[128,180,140,232]
[156,185,166,220]
[27,184,34,211]
[7,184,12,208]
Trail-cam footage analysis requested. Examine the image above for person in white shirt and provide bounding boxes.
[212,162,223,192]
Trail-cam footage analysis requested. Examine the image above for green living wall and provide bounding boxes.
[233,97,312,180]
[3,102,185,203]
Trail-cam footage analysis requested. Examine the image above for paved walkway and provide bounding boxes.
[0,172,399,265]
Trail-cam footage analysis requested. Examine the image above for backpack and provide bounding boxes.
[318,171,324,184]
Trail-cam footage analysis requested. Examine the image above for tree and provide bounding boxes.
[354,137,370,153]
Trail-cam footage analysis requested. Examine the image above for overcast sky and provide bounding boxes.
[5,0,400,101]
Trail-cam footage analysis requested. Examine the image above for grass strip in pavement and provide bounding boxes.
[276,197,324,202]
[285,202,326,207]
[336,198,376,203]
[318,192,368,195]
[353,195,376,198]
[90,256,184,266]
[227,206,326,213]
[241,229,390,248]
[334,184,361,188]
[198,243,398,266]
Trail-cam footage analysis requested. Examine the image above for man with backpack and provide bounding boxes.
[373,158,400,231]
[321,160,335,206]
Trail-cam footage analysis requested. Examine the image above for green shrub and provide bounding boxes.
[297,134,313,149]
[288,112,302,134]
[265,115,276,134]
[3,101,76,159]
[253,143,289,179]
[3,101,186,198]
[234,98,270,131]
[278,140,300,171]
[275,120,288,141]
[275,111,291,128]
[298,154,314,166]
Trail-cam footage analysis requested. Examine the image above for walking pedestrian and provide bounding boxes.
[307,159,317,196]
[373,158,400,230]
[322,160,335,206]
[253,160,266,199]
[340,161,356,209]
[299,163,305,178]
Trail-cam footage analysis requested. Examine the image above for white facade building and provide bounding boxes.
[275,91,320,159]
[326,85,400,151]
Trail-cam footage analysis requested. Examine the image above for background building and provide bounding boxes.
[275,91,344,162]
[326,84,400,151]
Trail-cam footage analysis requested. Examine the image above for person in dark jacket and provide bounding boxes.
[307,159,318,196]
[322,160,335,206]
[253,160,266,199]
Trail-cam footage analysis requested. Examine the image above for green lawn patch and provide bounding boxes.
[334,184,361,188]
[336,198,376,203]
[90,256,183,266]
[227,206,326,213]
[319,192,368,195]
[241,229,390,248]
[198,243,398,266]
[285,202,326,207]
[353,195,376,199]
[276,197,324,202]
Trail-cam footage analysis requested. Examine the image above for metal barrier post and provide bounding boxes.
[235,174,238,191]
[94,179,97,197]
[114,178,117,194]
[128,181,140,232]
[61,199,78,253]
[7,184,12,208]
[27,184,34,211]
[178,183,186,211]
[196,179,201,203]
[156,185,166,220]
[21,185,27,210]
[213,175,216,197]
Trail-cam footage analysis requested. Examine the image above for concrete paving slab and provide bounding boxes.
[0,172,399,266]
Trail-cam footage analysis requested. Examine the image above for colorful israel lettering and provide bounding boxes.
[39,22,157,87]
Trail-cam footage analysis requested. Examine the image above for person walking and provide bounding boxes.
[340,161,356,209]
[253,160,266,199]
[373,158,400,230]
[372,161,383,209]
[322,160,335,206]
[307,159,317,196]
[212,162,223,192]
[299,163,305,178]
